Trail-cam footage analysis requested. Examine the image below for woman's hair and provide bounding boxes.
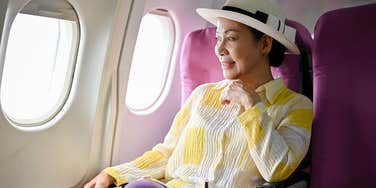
[248,27,286,67]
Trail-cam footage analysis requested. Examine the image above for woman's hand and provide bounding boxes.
[84,171,116,188]
[220,80,261,109]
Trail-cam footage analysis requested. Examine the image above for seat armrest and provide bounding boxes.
[255,171,310,188]
[256,183,279,188]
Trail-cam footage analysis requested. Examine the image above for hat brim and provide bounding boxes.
[196,8,300,54]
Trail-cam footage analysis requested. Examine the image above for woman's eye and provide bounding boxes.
[227,37,236,41]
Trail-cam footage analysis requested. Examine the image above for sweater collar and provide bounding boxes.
[214,78,286,104]
[255,78,285,104]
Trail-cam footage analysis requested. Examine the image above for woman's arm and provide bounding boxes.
[103,100,192,186]
[237,95,313,182]
[98,85,203,186]
[220,79,313,182]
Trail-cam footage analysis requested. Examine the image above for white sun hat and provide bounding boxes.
[196,0,300,54]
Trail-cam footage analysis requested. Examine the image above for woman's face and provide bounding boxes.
[215,18,264,80]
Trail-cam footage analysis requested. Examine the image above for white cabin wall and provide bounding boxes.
[113,0,215,165]
[0,0,118,187]
[0,0,7,45]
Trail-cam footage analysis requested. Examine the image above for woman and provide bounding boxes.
[84,0,312,187]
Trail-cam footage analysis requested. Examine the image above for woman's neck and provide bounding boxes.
[238,63,274,90]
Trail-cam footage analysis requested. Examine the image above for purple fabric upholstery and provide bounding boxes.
[270,55,301,93]
[271,19,313,93]
[180,20,312,103]
[179,27,222,102]
[286,20,312,54]
[124,180,165,188]
[311,4,376,188]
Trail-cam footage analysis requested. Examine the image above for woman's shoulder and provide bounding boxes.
[192,81,224,93]
[187,81,225,102]
[285,88,313,109]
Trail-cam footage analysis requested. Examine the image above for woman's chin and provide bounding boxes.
[222,71,238,80]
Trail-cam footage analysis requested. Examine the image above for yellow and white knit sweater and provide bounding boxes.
[104,78,313,188]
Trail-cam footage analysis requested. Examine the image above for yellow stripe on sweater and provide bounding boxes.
[166,179,188,188]
[238,143,250,168]
[183,127,205,164]
[170,103,190,137]
[268,152,303,182]
[287,109,313,130]
[244,120,265,149]
[103,167,127,186]
[272,88,296,106]
[238,104,266,149]
[201,85,222,109]
[133,151,164,169]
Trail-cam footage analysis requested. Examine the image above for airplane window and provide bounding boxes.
[0,0,79,126]
[125,9,175,113]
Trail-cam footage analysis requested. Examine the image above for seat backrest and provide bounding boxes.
[271,19,313,100]
[179,26,221,102]
[180,20,313,102]
[311,4,376,188]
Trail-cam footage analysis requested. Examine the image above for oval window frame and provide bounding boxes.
[0,0,81,128]
[125,9,176,115]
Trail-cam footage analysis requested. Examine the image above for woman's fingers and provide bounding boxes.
[220,87,231,105]
[84,181,95,188]
[84,171,115,188]
[220,82,242,105]
[220,80,260,108]
[94,182,107,188]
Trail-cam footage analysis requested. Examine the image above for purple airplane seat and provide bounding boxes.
[311,4,376,188]
[271,19,313,100]
[179,26,221,103]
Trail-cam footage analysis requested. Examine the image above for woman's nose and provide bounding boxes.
[215,41,228,58]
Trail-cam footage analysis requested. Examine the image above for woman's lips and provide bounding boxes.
[221,61,235,70]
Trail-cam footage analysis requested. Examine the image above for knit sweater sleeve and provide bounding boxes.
[237,95,313,182]
[103,88,199,186]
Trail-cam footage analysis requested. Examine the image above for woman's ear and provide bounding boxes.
[260,35,273,56]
